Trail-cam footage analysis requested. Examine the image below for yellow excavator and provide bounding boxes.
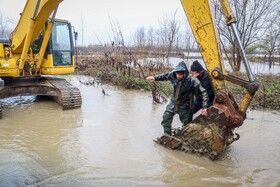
[0,0,81,118]
[155,0,259,160]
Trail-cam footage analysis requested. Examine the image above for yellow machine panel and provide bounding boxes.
[181,0,227,92]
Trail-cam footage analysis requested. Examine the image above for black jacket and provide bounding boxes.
[155,61,208,112]
[195,70,215,103]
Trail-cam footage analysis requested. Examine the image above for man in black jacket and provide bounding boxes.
[146,61,208,135]
[190,60,215,114]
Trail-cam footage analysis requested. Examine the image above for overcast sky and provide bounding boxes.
[0,0,187,46]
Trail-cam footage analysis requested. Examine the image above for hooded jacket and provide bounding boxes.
[195,70,215,103]
[154,61,208,112]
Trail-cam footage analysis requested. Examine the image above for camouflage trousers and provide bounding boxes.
[161,108,192,135]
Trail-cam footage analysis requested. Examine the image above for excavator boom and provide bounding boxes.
[181,0,227,93]
[10,0,62,54]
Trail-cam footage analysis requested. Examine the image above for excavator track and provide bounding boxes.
[45,77,82,110]
[0,76,81,118]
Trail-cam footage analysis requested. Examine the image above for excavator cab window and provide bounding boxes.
[50,21,74,66]
[31,33,44,54]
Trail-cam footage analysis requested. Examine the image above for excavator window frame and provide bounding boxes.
[49,20,74,67]
[30,19,75,67]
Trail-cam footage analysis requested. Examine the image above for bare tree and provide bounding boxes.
[156,10,181,58]
[108,16,125,47]
[147,27,154,49]
[259,10,280,67]
[0,12,13,38]
[133,26,146,48]
[213,0,277,71]
[181,21,197,60]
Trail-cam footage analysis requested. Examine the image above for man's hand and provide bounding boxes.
[146,76,155,82]
[191,71,200,78]
[201,108,208,116]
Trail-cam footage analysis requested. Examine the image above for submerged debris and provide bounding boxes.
[78,78,101,86]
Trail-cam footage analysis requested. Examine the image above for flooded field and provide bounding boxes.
[145,56,280,75]
[0,75,279,186]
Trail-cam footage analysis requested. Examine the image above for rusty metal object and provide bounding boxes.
[212,68,259,114]
[212,68,259,94]
[154,135,182,150]
[155,91,244,160]
[0,76,81,118]
[212,91,244,130]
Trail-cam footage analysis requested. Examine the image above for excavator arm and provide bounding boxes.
[155,0,259,160]
[181,0,258,118]
[10,0,63,76]
[181,0,227,93]
[10,0,62,54]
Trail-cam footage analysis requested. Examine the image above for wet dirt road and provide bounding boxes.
[0,75,279,187]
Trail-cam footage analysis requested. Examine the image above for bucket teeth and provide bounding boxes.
[154,134,182,150]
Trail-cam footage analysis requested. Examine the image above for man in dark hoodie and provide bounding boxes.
[190,60,215,115]
[146,61,208,135]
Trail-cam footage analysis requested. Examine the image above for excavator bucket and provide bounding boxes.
[155,92,243,160]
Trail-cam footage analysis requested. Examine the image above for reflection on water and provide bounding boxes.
[0,75,279,186]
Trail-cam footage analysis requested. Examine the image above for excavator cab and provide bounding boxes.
[48,20,74,67]
[30,19,76,75]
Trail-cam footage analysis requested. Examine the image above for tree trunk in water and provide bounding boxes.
[268,53,273,69]
[236,51,242,72]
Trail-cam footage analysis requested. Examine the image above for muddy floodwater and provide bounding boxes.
[0,75,279,187]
